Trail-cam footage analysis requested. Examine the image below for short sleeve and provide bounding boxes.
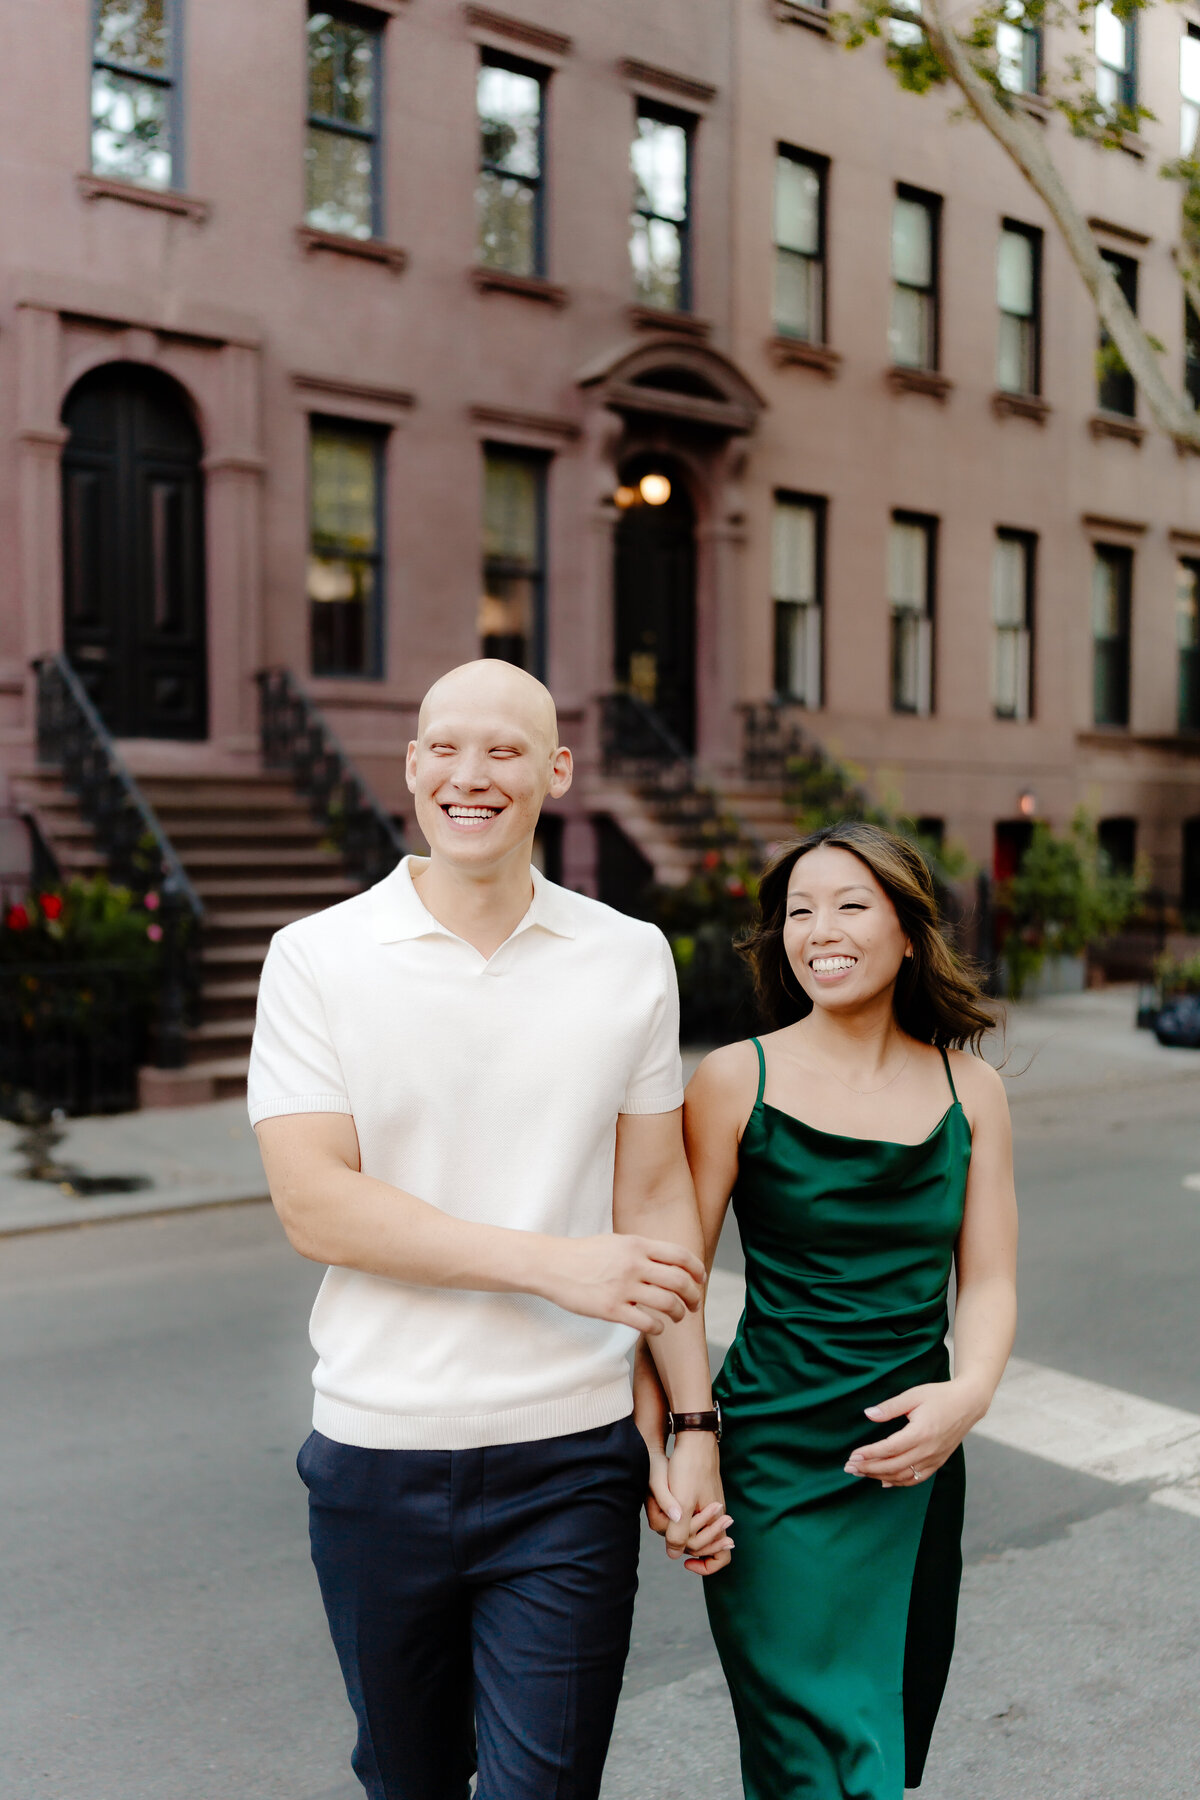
[619,929,685,1116]
[247,930,353,1127]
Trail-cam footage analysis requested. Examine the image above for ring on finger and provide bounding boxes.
[910,1464,923,1482]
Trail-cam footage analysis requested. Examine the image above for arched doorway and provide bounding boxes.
[61,363,207,739]
[613,453,697,752]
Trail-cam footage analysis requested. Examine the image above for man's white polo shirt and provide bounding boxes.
[248,855,685,1450]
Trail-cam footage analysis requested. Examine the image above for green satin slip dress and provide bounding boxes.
[704,1036,972,1800]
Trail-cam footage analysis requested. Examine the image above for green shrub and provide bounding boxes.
[998,810,1142,999]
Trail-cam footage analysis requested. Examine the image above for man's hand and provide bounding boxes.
[537,1235,705,1334]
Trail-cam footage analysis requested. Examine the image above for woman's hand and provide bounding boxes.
[844,1376,990,1487]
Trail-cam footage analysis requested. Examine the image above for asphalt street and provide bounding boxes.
[2,991,1199,1798]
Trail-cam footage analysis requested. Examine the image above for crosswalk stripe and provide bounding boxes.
[703,1268,1200,1510]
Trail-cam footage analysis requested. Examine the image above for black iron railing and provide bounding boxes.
[600,692,762,859]
[256,668,405,887]
[32,654,202,1071]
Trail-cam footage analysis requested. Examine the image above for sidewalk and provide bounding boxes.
[4,985,1199,1236]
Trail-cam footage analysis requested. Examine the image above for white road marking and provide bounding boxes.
[1182,1173,1200,1192]
[703,1267,1200,1511]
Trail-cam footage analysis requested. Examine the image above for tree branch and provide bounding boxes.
[923,0,1200,449]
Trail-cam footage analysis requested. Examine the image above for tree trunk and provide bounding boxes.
[923,0,1200,452]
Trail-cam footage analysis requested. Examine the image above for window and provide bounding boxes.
[91,0,179,190]
[1177,556,1200,730]
[772,496,824,706]
[1091,544,1132,727]
[480,449,547,676]
[992,531,1035,720]
[996,2,1041,94]
[996,222,1041,395]
[305,8,381,240]
[1098,251,1137,416]
[308,422,384,678]
[1187,299,1200,410]
[1097,816,1136,876]
[889,515,935,715]
[1182,23,1200,154]
[774,149,827,344]
[890,189,939,371]
[1095,1,1136,112]
[630,106,691,312]
[477,57,545,277]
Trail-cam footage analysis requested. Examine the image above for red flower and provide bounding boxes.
[726,878,746,898]
[147,923,164,943]
[38,893,64,920]
[144,890,161,912]
[702,850,722,872]
[4,904,29,931]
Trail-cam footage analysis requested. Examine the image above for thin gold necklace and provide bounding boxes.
[785,1046,911,1097]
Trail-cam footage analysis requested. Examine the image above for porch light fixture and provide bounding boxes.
[613,485,639,509]
[1018,789,1037,817]
[639,473,671,506]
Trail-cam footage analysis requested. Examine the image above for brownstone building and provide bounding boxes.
[2,0,1199,1093]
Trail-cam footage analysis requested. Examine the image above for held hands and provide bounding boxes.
[540,1234,706,1334]
[844,1376,989,1487]
[643,1434,733,1576]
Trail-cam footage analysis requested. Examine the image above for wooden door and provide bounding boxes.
[61,364,207,739]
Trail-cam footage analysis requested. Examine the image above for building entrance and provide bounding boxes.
[61,363,208,740]
[613,455,697,753]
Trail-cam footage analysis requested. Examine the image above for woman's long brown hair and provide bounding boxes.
[738,821,997,1051]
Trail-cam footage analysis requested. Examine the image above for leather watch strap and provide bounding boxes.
[668,1400,722,1441]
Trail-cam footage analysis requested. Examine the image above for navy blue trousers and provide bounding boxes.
[298,1416,648,1800]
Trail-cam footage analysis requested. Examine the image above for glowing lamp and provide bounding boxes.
[638,473,671,506]
[1018,790,1037,818]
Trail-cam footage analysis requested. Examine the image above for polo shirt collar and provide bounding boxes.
[370,855,577,945]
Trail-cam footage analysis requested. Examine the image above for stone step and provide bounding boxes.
[177,846,341,871]
[191,875,356,902]
[189,1016,255,1046]
[205,907,316,932]
[202,978,261,1003]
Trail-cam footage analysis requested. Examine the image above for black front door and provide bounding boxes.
[61,363,208,739]
[613,457,697,752]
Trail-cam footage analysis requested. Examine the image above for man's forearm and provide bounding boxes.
[267,1149,550,1293]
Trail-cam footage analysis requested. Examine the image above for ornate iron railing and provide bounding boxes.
[256,668,405,887]
[600,692,763,858]
[0,960,151,1118]
[31,654,203,1070]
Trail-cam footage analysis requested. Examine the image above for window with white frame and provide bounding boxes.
[1095,1,1136,113]
[890,190,939,371]
[1182,23,1200,154]
[91,0,180,190]
[992,531,1035,719]
[889,515,935,715]
[772,496,823,706]
[996,222,1041,395]
[774,150,826,344]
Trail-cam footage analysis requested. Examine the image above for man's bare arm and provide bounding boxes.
[255,1111,704,1333]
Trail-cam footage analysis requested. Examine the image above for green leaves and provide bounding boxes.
[999,808,1142,995]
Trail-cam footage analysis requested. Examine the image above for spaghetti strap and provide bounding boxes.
[750,1036,767,1108]
[939,1045,959,1105]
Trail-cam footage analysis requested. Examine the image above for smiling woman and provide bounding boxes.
[674,819,1018,1800]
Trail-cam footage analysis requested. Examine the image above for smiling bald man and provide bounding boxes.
[249,661,725,1800]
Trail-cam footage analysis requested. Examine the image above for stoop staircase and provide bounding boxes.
[15,659,404,1105]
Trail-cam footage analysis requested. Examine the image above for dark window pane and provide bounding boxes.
[1186,300,1200,411]
[1097,817,1136,876]
[1091,548,1131,727]
[95,0,169,72]
[92,66,171,187]
[308,426,381,678]
[305,128,374,238]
